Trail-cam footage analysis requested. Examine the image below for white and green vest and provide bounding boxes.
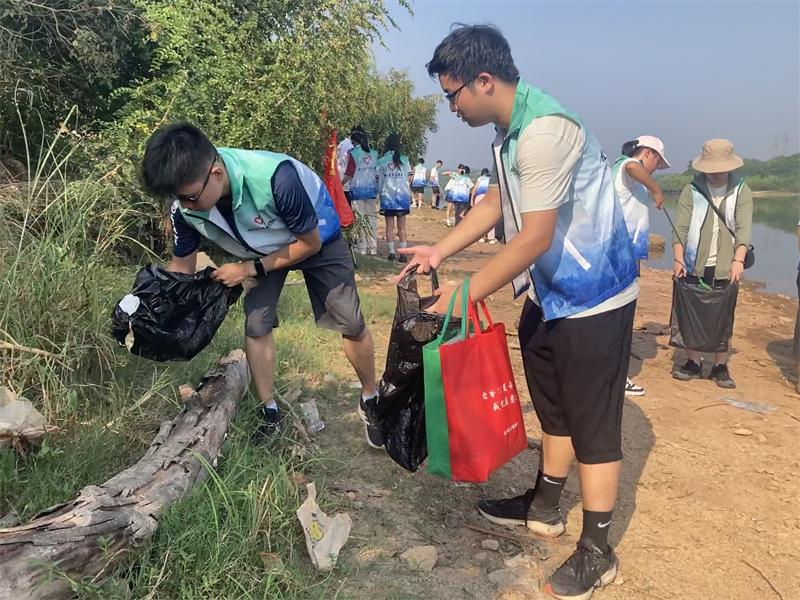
[612,155,650,260]
[176,148,340,259]
[378,153,412,211]
[684,177,745,274]
[412,164,427,187]
[493,81,637,320]
[349,147,379,201]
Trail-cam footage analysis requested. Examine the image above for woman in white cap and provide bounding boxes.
[613,135,670,396]
[671,139,753,388]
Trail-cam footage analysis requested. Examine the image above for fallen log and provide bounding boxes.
[0,349,250,600]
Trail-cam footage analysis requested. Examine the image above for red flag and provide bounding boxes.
[323,128,354,228]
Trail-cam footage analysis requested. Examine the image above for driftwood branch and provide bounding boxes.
[0,349,250,600]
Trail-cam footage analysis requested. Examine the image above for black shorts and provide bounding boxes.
[244,236,366,338]
[518,298,636,464]
[411,185,425,194]
[380,209,409,217]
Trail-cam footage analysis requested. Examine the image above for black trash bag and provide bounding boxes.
[669,276,738,353]
[111,264,242,362]
[374,266,459,472]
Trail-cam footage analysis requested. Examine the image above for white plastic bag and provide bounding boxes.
[296,482,351,571]
[0,387,57,448]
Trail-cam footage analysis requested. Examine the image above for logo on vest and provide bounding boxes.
[248,215,276,232]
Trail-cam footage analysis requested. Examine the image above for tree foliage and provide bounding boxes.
[1,0,439,249]
[657,153,800,193]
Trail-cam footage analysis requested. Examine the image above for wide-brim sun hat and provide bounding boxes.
[635,135,671,170]
[691,138,744,173]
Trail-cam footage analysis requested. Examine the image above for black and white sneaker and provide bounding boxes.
[477,489,565,539]
[672,359,703,381]
[624,378,645,396]
[709,363,736,389]
[543,539,618,600]
[252,404,283,443]
[357,396,385,450]
[387,253,396,262]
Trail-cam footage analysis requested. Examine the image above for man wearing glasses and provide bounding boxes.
[141,122,380,446]
[399,25,637,600]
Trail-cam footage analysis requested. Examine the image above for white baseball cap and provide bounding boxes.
[635,135,671,170]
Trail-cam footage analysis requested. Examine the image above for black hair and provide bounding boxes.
[457,163,464,169]
[436,159,443,165]
[350,124,364,136]
[426,24,519,84]
[463,165,471,174]
[141,121,216,196]
[481,167,490,176]
[351,129,370,152]
[621,139,642,158]
[384,133,402,166]
[417,157,424,164]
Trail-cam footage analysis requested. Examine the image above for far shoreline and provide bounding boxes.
[752,190,799,198]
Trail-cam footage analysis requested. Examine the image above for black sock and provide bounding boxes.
[531,470,567,512]
[581,510,613,551]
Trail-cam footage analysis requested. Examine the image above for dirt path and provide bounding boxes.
[314,206,800,600]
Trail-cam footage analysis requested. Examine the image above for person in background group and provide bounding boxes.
[671,139,753,389]
[343,129,379,255]
[337,125,363,205]
[612,135,670,397]
[402,25,639,599]
[378,133,412,263]
[442,163,464,227]
[411,158,427,208]
[471,167,496,244]
[430,159,444,209]
[452,165,474,225]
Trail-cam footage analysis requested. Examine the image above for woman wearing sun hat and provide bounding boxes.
[613,135,670,397]
[671,139,753,388]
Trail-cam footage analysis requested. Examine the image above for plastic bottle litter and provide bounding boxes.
[723,397,776,415]
[300,400,325,434]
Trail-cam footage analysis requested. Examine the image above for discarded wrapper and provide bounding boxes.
[0,387,59,449]
[296,482,351,570]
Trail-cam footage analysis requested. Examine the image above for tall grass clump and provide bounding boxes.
[0,108,156,417]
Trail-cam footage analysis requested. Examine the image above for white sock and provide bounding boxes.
[264,400,278,410]
[399,241,407,249]
[387,242,395,254]
[361,391,376,401]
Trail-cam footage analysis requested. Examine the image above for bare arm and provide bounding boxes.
[167,251,198,275]
[625,161,664,209]
[259,229,321,272]
[212,229,322,287]
[468,209,557,301]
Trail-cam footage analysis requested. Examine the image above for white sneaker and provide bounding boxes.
[624,378,645,396]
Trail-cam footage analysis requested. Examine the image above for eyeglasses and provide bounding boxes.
[170,154,217,204]
[444,78,475,105]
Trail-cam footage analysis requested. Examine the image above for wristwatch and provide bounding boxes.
[252,258,266,277]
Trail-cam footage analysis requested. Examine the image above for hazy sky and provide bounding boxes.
[371,0,800,173]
